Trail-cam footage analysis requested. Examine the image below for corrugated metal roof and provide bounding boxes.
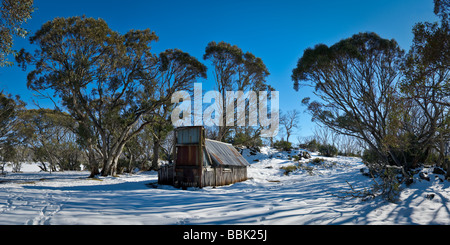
[177,127,201,144]
[205,139,250,167]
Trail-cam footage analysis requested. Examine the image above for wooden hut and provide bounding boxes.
[158,126,249,189]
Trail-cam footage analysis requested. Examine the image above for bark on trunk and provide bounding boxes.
[89,166,100,178]
[101,157,113,177]
[151,138,160,170]
[87,148,100,178]
[446,160,450,180]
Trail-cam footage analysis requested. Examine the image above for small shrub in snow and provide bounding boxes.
[318,144,338,157]
[281,157,346,176]
[299,139,319,152]
[280,165,298,176]
[374,168,402,203]
[274,140,292,152]
[281,163,316,176]
[310,158,325,165]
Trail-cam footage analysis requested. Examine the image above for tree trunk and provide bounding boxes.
[89,166,100,178]
[87,148,100,178]
[439,133,445,168]
[101,157,113,176]
[446,161,450,180]
[151,138,160,170]
[111,151,122,176]
[101,142,127,176]
[127,152,133,173]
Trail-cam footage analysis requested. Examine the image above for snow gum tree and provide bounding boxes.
[16,16,205,176]
[401,0,449,174]
[292,32,412,168]
[17,109,82,172]
[0,0,34,66]
[149,49,207,170]
[0,91,25,172]
[0,91,23,145]
[203,41,271,142]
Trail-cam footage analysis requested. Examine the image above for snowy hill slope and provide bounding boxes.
[0,147,449,225]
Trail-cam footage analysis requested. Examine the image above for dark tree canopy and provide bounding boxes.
[0,0,34,66]
[434,0,450,23]
[0,91,24,145]
[293,32,404,91]
[204,41,270,91]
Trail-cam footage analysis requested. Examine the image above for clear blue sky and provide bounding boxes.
[0,0,439,141]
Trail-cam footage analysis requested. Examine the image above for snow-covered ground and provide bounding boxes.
[0,147,449,225]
